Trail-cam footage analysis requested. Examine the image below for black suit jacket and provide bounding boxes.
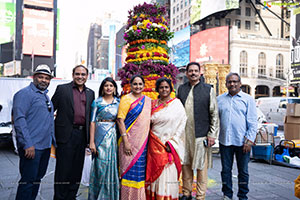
[51,82,95,144]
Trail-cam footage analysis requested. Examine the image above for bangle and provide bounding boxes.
[121,133,127,136]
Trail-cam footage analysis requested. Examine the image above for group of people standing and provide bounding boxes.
[12,62,257,200]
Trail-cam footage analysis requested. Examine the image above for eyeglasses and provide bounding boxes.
[46,100,51,112]
[226,80,240,84]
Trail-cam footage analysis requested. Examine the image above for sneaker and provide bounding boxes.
[223,195,232,200]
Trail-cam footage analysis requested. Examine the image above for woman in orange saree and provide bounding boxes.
[117,75,151,200]
[146,78,187,200]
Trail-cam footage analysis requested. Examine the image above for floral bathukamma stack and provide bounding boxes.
[117,2,179,99]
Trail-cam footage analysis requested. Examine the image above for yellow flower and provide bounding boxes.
[162,17,165,22]
[132,25,137,31]
[133,15,137,19]
[154,28,158,31]
[140,14,145,18]
[142,19,152,29]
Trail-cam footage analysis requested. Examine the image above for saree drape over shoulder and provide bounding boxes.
[88,97,120,200]
[146,98,187,200]
[118,95,151,200]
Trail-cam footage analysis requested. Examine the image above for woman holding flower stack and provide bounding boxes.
[117,75,151,200]
[146,77,187,200]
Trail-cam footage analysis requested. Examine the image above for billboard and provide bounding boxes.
[190,26,229,64]
[24,0,53,8]
[190,0,239,24]
[22,8,54,57]
[0,2,15,44]
[169,25,190,67]
[291,7,300,82]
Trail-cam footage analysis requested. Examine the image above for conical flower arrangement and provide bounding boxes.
[117,2,179,99]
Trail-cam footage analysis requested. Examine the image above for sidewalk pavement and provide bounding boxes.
[0,147,299,200]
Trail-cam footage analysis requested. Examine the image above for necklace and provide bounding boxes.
[157,97,171,106]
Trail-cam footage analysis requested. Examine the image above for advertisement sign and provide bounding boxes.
[190,26,229,64]
[0,2,15,44]
[169,25,190,67]
[291,7,300,82]
[190,0,239,24]
[24,0,53,8]
[22,8,54,56]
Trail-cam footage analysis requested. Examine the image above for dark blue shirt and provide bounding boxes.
[13,82,56,150]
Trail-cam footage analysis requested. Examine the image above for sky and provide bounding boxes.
[56,0,151,79]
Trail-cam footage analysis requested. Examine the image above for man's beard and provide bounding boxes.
[36,83,49,90]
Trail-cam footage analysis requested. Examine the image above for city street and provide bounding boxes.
[0,142,299,200]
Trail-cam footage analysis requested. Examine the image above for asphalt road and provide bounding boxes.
[0,142,299,200]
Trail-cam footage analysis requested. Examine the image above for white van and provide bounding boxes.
[256,97,300,128]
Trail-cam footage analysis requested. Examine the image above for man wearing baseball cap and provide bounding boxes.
[13,64,56,200]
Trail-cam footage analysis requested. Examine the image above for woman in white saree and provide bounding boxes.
[146,77,187,200]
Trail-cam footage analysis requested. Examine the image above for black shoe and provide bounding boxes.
[180,195,192,200]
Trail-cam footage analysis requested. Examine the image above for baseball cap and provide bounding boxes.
[33,64,53,77]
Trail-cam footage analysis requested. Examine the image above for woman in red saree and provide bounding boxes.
[117,75,151,200]
[146,78,187,200]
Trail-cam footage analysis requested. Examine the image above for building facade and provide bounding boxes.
[169,0,291,98]
[170,0,191,32]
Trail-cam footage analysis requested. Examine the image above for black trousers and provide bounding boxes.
[54,128,86,200]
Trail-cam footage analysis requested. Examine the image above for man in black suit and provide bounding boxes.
[52,65,95,200]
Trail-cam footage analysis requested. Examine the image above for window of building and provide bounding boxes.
[176,15,179,24]
[245,21,251,30]
[225,18,231,26]
[189,0,191,4]
[258,52,266,77]
[256,9,260,16]
[185,0,188,6]
[285,24,290,32]
[173,18,175,26]
[173,0,176,2]
[235,19,241,28]
[240,51,248,77]
[246,0,251,3]
[215,18,220,26]
[184,22,187,27]
[236,7,241,15]
[173,6,175,15]
[176,27,179,31]
[177,4,179,12]
[184,9,187,19]
[189,7,191,15]
[206,18,212,25]
[286,10,290,18]
[180,25,183,30]
[181,0,183,9]
[180,13,183,21]
[246,7,251,16]
[276,54,284,79]
[255,22,260,31]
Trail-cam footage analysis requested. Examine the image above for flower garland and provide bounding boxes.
[129,39,167,45]
[117,60,179,87]
[123,3,173,43]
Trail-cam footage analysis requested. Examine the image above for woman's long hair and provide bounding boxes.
[98,77,119,98]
